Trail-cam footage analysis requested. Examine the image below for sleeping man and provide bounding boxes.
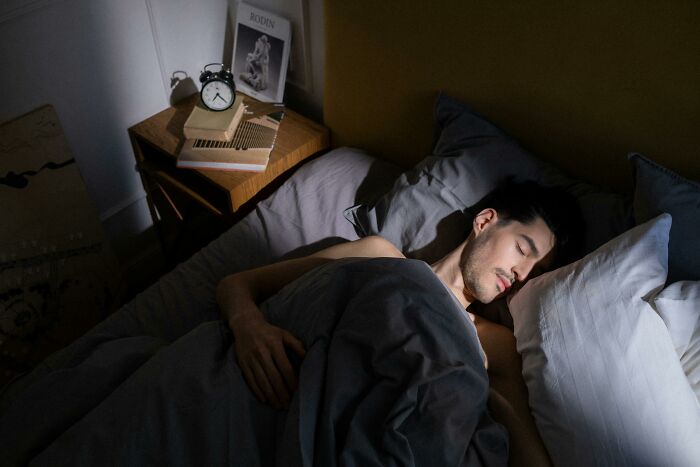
[218,179,582,464]
[0,179,580,466]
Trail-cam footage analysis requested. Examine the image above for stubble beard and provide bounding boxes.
[460,232,497,304]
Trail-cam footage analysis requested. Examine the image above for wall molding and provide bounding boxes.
[0,0,67,24]
[144,0,171,103]
[286,0,313,94]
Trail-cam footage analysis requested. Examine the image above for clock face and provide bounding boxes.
[201,80,234,111]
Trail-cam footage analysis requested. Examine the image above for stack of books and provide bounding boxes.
[177,96,284,172]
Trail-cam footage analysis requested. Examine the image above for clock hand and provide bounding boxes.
[214,93,227,103]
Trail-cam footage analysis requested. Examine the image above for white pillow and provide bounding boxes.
[652,281,700,402]
[510,214,700,466]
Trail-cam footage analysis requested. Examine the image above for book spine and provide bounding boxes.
[176,161,266,172]
[182,127,233,142]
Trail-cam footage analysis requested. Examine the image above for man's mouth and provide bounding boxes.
[497,273,512,293]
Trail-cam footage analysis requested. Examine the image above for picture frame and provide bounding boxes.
[232,2,291,103]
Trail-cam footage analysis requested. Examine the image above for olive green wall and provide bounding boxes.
[324,1,699,190]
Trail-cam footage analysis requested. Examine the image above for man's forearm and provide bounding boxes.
[216,256,331,330]
[217,273,262,331]
[216,236,404,330]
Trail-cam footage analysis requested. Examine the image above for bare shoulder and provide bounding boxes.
[310,235,404,260]
[358,235,405,258]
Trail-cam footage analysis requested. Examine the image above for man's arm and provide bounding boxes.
[217,236,403,326]
[216,236,403,408]
[474,316,552,466]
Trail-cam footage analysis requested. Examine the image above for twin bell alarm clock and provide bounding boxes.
[199,63,236,111]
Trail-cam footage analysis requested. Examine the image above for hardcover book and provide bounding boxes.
[183,95,245,141]
[177,103,284,172]
[232,2,291,103]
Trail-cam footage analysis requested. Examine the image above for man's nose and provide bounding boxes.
[513,261,536,282]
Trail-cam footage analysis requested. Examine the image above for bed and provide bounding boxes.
[2,1,700,466]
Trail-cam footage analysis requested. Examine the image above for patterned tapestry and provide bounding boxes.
[0,105,119,386]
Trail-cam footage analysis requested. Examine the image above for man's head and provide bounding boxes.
[459,179,583,304]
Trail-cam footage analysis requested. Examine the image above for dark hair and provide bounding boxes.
[472,178,584,267]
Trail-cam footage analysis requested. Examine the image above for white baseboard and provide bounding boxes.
[99,191,148,222]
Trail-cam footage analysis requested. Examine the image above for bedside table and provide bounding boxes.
[128,93,330,261]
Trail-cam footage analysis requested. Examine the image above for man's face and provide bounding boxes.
[460,211,556,304]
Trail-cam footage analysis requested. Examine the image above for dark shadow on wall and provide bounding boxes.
[222,4,234,69]
[169,71,197,106]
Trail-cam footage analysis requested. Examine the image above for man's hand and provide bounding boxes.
[216,237,403,408]
[231,314,306,409]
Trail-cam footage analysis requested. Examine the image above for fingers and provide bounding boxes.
[233,324,306,409]
[264,346,304,409]
[275,331,307,394]
[271,340,298,395]
[239,360,265,403]
[250,356,286,408]
[282,332,306,357]
[243,345,292,408]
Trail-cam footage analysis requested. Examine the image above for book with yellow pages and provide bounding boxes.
[177,102,284,172]
[183,95,246,141]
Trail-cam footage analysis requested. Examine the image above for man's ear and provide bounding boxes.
[473,208,498,236]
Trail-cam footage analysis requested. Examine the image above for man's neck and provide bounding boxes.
[430,240,472,309]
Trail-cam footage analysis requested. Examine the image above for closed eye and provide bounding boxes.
[518,234,540,258]
[517,243,527,256]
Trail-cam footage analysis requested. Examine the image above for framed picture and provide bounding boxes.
[232,2,291,103]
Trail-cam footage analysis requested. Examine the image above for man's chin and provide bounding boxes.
[475,293,500,305]
[481,288,516,305]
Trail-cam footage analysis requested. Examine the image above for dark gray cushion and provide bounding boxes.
[345,93,633,264]
[630,153,700,282]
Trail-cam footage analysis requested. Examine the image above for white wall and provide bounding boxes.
[0,0,166,228]
[0,0,324,264]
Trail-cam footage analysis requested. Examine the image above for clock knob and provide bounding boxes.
[219,68,233,82]
[199,70,213,83]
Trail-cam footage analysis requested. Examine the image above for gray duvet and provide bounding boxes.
[0,258,507,466]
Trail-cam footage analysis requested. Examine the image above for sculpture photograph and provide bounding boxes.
[232,3,290,103]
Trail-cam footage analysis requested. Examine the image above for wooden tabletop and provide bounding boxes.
[129,93,330,215]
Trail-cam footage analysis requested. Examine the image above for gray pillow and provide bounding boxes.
[345,93,633,265]
[630,153,700,282]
